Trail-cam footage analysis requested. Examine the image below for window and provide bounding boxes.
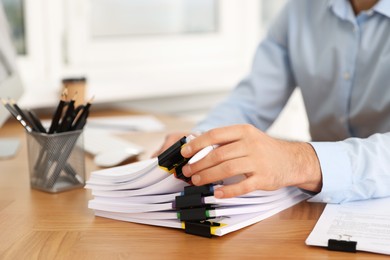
[90,0,218,37]
[5,0,288,107]
[1,0,26,55]
[62,0,263,102]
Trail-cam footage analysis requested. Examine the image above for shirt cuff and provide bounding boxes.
[307,141,352,203]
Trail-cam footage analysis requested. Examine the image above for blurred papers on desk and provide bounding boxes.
[0,138,20,158]
[83,128,144,167]
[86,115,165,133]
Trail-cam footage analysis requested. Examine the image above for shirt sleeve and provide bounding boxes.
[193,1,296,133]
[309,132,390,203]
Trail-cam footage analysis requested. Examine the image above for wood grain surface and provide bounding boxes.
[0,108,387,259]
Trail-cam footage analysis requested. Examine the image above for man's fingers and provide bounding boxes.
[214,177,258,198]
[183,141,249,177]
[182,124,252,158]
[190,157,254,186]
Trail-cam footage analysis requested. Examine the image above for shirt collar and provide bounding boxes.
[328,0,390,19]
[373,0,390,18]
[328,0,354,22]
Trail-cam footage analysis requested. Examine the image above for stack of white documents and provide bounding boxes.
[86,158,309,237]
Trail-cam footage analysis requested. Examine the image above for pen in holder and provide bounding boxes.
[26,130,85,193]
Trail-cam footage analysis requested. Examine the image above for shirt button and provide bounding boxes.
[343,72,350,80]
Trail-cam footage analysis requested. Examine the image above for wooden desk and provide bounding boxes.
[0,110,386,259]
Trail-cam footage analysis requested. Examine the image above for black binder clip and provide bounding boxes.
[327,235,357,253]
[175,185,221,237]
[175,193,205,209]
[182,184,214,196]
[175,185,214,208]
[175,184,214,222]
[158,136,191,183]
[177,207,212,221]
[184,221,221,238]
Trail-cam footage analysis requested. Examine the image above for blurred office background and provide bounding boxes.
[1,0,309,140]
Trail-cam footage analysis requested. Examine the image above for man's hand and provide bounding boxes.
[180,124,322,198]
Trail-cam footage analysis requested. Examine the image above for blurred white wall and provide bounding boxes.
[4,0,309,140]
[116,0,310,141]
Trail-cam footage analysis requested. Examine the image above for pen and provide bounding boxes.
[1,98,17,117]
[27,110,47,133]
[21,110,40,132]
[10,99,43,132]
[10,99,31,124]
[1,98,33,132]
[188,144,219,165]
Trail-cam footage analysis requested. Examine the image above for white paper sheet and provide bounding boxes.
[306,197,390,255]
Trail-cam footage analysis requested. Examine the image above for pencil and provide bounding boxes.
[48,90,67,134]
[57,93,77,132]
[71,96,94,130]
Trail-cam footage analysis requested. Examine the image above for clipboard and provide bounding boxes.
[305,198,390,256]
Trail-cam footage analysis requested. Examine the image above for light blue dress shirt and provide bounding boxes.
[194,0,390,203]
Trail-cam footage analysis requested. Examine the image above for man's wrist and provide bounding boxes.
[292,142,322,192]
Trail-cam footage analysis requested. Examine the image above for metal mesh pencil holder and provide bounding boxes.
[26,130,85,193]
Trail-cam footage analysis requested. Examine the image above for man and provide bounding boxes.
[155,0,390,203]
